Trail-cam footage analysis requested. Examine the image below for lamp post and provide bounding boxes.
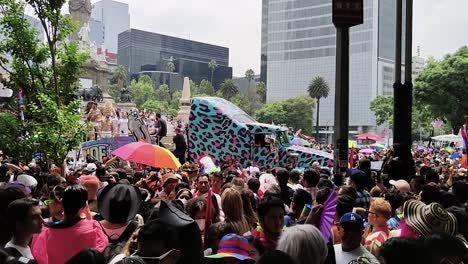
[332,0,364,177]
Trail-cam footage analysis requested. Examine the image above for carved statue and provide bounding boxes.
[119,87,132,103]
[69,0,92,29]
[77,85,103,102]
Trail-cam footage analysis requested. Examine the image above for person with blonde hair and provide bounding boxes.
[221,187,251,235]
[276,224,328,264]
[364,197,392,257]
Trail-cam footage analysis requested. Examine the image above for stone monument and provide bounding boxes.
[69,0,113,105]
[177,77,191,123]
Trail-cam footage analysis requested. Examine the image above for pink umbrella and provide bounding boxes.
[359,148,374,155]
[355,132,384,142]
[112,142,181,169]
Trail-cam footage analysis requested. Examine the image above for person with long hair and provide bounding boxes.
[221,188,251,235]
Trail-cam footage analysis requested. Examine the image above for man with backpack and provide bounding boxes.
[97,183,142,263]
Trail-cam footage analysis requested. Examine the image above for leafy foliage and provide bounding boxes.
[166,61,175,73]
[307,76,330,100]
[170,90,182,110]
[155,84,171,102]
[255,96,315,134]
[109,65,128,101]
[219,79,239,100]
[0,113,27,157]
[245,69,255,88]
[370,95,394,126]
[28,94,88,164]
[256,81,266,103]
[208,59,218,85]
[414,46,468,133]
[0,0,88,164]
[129,76,154,108]
[198,79,215,96]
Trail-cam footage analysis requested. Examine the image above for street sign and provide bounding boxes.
[332,0,364,27]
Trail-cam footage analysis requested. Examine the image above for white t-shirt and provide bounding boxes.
[334,245,380,264]
[5,240,34,260]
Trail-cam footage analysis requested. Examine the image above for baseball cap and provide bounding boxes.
[339,213,365,229]
[389,179,411,193]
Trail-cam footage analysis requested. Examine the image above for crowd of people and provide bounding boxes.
[0,141,468,264]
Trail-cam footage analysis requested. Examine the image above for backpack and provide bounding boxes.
[101,220,139,263]
[3,247,37,264]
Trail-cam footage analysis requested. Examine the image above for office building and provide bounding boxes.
[118,29,232,90]
[91,0,130,53]
[412,55,425,81]
[262,0,406,141]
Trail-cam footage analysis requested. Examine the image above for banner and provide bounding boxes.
[81,136,135,162]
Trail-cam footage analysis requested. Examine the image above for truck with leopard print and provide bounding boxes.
[187,97,333,169]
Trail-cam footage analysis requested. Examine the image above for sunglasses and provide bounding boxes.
[124,249,178,264]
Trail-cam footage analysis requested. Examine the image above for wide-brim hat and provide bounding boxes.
[403,200,457,237]
[206,234,254,262]
[180,162,199,173]
[98,183,142,224]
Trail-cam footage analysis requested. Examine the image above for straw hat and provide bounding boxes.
[403,200,457,237]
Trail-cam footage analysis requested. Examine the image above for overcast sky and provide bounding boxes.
[100,0,468,76]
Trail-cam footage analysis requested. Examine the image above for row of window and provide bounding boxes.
[269,21,373,42]
[269,41,371,61]
[269,0,331,13]
[268,30,373,52]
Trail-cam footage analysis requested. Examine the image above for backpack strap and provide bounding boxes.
[118,220,139,243]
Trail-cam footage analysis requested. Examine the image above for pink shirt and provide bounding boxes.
[32,219,108,264]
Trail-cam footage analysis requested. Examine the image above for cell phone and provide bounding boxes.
[300,204,312,219]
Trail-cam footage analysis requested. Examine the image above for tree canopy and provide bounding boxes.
[255,96,314,134]
[155,84,171,102]
[129,76,154,108]
[307,76,330,100]
[414,46,468,133]
[219,79,239,100]
[370,95,394,126]
[0,0,89,164]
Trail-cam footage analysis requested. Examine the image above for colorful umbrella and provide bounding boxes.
[359,148,374,154]
[112,142,181,169]
[355,132,384,142]
[370,143,386,151]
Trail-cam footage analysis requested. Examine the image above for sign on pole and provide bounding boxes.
[333,0,364,27]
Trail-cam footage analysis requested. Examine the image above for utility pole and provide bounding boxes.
[332,0,364,180]
[393,0,414,179]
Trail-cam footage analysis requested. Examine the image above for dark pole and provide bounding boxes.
[316,98,320,142]
[404,0,413,148]
[333,27,350,177]
[393,0,414,179]
[393,0,403,145]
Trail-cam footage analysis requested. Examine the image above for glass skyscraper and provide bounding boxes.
[262,0,403,139]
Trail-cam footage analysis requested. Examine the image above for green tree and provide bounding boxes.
[370,95,394,126]
[109,65,128,101]
[0,0,89,164]
[245,69,255,89]
[171,90,182,110]
[198,79,215,96]
[166,61,175,73]
[255,96,314,134]
[0,112,27,157]
[256,81,266,103]
[129,75,154,108]
[219,79,239,100]
[142,99,169,113]
[307,77,330,141]
[155,84,171,103]
[414,46,468,133]
[208,59,218,85]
